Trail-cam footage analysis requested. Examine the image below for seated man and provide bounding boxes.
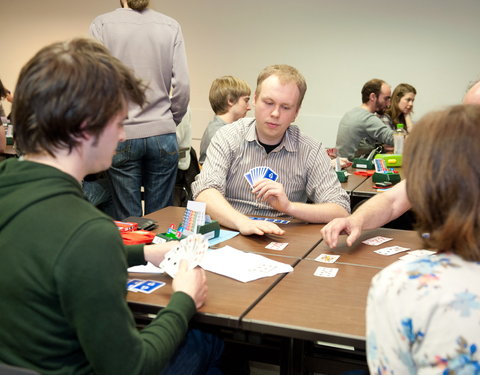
[192,64,350,236]
[0,38,222,374]
[199,75,251,164]
[336,78,394,160]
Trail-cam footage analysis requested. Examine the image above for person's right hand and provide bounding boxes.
[321,217,362,248]
[236,217,285,236]
[172,260,208,310]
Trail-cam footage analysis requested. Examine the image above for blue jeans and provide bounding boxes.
[82,177,115,218]
[161,329,224,375]
[108,134,179,219]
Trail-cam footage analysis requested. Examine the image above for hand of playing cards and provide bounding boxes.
[244,166,278,187]
[159,234,208,278]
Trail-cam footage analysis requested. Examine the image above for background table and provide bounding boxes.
[351,168,404,198]
[242,260,379,348]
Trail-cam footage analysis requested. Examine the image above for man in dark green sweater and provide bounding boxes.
[0,38,222,374]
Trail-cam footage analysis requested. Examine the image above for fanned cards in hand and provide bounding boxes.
[244,166,278,187]
[160,234,208,278]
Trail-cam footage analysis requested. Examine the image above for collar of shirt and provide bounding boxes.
[245,120,298,153]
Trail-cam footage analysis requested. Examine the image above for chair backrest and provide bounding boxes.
[0,364,40,375]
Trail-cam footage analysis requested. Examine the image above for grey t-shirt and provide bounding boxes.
[336,107,394,160]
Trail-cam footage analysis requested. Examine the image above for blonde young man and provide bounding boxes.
[199,76,251,164]
[192,65,350,236]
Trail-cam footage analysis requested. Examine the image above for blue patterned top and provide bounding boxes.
[367,253,480,374]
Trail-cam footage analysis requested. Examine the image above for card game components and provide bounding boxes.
[374,245,410,256]
[372,158,401,184]
[159,234,208,278]
[127,279,165,294]
[362,236,393,246]
[314,254,340,264]
[314,266,339,278]
[249,217,290,224]
[265,242,289,251]
[154,201,220,243]
[244,166,278,187]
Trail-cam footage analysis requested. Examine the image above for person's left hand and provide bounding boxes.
[252,179,292,214]
[144,241,179,266]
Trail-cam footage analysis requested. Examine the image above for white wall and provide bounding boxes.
[2,0,479,151]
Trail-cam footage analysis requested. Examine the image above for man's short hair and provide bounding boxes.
[255,65,307,108]
[12,38,146,156]
[404,104,480,261]
[209,76,251,115]
[361,79,386,103]
[126,0,149,11]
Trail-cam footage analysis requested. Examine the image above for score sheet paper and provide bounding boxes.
[200,246,293,283]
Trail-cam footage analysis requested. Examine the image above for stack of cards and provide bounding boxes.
[159,234,208,278]
[244,166,278,187]
[127,279,165,294]
[250,217,290,224]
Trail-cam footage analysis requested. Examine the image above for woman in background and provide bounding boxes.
[382,83,416,132]
[367,104,480,374]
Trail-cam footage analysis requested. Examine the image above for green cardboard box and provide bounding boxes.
[352,158,374,170]
[372,172,401,184]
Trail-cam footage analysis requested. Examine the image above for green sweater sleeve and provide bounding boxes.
[55,217,195,375]
[126,244,147,267]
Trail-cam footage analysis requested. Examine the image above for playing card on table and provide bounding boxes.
[399,249,436,261]
[127,279,144,291]
[374,245,410,256]
[132,280,166,294]
[314,254,340,264]
[362,236,393,246]
[408,249,436,256]
[314,266,339,278]
[265,242,289,251]
[160,234,208,278]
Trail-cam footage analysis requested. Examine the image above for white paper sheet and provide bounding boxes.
[128,262,164,274]
[200,246,293,283]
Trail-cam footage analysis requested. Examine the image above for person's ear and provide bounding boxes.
[369,92,377,102]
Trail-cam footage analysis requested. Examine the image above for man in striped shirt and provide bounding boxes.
[192,65,350,236]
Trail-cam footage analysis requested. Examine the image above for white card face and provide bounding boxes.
[159,234,208,277]
[399,250,437,261]
[265,242,288,251]
[314,254,340,264]
[362,236,393,246]
[374,245,410,256]
[408,249,436,256]
[314,266,339,278]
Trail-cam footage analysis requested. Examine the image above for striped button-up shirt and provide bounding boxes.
[192,118,350,218]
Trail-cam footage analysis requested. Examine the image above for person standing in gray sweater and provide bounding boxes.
[90,0,190,219]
